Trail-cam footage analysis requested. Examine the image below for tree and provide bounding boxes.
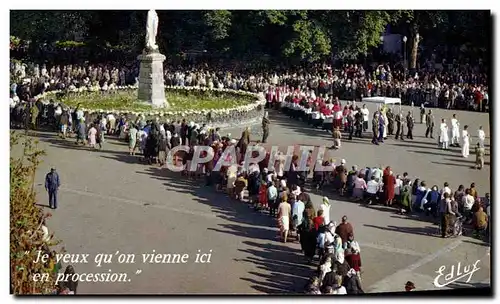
[10,11,90,43]
[325,11,402,59]
[9,10,490,66]
[203,10,232,41]
[399,11,449,69]
[10,132,62,294]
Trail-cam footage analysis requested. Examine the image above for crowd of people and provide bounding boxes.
[274,88,488,169]
[10,58,489,115]
[10,58,490,295]
[38,107,490,295]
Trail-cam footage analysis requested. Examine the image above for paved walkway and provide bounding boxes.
[14,103,490,294]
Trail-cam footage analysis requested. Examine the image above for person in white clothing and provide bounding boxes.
[320,196,331,225]
[439,119,449,150]
[461,189,475,214]
[106,113,116,135]
[394,174,403,199]
[360,104,369,131]
[462,125,470,158]
[366,176,379,205]
[478,126,486,148]
[440,182,452,200]
[382,110,388,139]
[450,114,460,147]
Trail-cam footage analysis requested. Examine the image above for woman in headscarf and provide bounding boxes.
[237,127,251,158]
[298,206,317,263]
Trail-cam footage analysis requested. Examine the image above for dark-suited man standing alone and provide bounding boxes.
[425,110,435,139]
[406,111,414,140]
[45,168,60,209]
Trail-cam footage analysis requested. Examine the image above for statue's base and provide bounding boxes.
[137,52,169,109]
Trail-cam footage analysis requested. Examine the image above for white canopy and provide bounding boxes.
[362,97,402,105]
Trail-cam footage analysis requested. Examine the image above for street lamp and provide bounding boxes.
[403,36,407,78]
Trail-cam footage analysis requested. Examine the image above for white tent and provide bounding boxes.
[362,97,402,104]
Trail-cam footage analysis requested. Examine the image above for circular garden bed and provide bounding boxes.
[38,86,265,126]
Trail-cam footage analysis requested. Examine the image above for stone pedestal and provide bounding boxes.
[137,51,168,108]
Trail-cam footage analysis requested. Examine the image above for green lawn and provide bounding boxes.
[58,89,256,112]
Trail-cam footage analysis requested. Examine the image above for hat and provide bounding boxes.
[323,196,330,205]
[341,159,346,164]
[230,139,237,144]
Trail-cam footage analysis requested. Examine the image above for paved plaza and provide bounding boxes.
[15,103,491,294]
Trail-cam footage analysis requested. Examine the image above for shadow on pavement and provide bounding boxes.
[267,112,332,140]
[363,224,442,238]
[461,239,490,247]
[431,161,478,169]
[237,240,312,293]
[389,214,440,225]
[131,166,313,294]
[445,281,490,289]
[444,157,490,166]
[22,126,482,293]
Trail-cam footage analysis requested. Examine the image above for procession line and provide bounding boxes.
[366,238,463,293]
[58,187,219,219]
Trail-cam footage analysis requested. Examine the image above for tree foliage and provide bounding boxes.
[10,10,490,64]
[10,132,61,294]
[10,11,89,43]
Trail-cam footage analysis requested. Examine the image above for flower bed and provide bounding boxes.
[37,86,265,127]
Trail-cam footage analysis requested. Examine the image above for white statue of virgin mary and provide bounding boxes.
[145,9,159,51]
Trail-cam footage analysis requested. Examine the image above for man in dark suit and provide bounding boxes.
[425,109,435,138]
[406,111,414,140]
[45,168,60,209]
